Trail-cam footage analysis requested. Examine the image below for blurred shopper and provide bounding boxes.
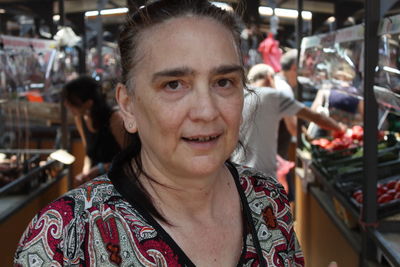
[275,49,301,201]
[62,76,124,185]
[275,49,300,149]
[310,88,363,137]
[233,63,341,179]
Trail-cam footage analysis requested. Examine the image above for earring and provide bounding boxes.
[128,122,133,128]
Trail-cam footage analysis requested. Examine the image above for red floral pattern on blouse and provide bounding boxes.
[15,165,304,266]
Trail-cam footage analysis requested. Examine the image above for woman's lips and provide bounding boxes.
[181,134,221,150]
[182,135,219,142]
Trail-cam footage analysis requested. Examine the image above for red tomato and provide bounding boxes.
[386,180,397,190]
[387,189,397,197]
[377,185,388,196]
[311,140,320,146]
[378,193,394,204]
[333,130,345,139]
[342,136,353,146]
[352,125,363,134]
[319,138,330,148]
[351,125,364,141]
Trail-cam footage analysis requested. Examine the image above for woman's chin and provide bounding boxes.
[179,156,227,177]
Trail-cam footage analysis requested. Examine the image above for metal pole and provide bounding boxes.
[58,0,65,27]
[296,0,303,149]
[361,0,379,264]
[96,0,107,79]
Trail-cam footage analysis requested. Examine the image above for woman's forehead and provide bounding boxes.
[133,16,240,73]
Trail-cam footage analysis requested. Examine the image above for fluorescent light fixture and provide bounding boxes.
[50,149,75,165]
[327,16,336,23]
[101,7,128,15]
[259,7,273,16]
[259,6,312,20]
[211,1,233,12]
[30,83,45,89]
[85,7,128,17]
[383,66,400,75]
[0,9,5,14]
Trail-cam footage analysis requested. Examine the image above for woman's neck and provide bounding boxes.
[140,165,231,222]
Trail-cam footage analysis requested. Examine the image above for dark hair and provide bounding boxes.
[62,76,112,130]
[281,49,298,71]
[109,0,244,223]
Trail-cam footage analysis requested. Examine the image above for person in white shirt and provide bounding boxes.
[232,63,341,177]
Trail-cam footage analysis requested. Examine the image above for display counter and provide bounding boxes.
[0,124,85,266]
[295,149,400,267]
[0,170,68,266]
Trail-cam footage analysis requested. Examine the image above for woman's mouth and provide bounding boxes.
[182,135,220,142]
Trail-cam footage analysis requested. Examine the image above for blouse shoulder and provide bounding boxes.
[234,164,305,266]
[15,175,182,266]
[235,164,288,199]
[14,176,122,265]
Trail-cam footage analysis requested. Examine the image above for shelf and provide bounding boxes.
[309,185,362,253]
[309,163,400,266]
[0,169,68,223]
[310,163,360,220]
[368,228,400,267]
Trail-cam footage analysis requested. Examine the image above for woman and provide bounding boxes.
[62,76,124,185]
[15,1,304,266]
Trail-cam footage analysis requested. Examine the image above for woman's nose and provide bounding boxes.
[188,86,219,122]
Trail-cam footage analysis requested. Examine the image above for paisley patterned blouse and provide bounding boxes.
[14,165,304,266]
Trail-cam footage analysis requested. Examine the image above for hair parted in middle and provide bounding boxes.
[110,0,246,223]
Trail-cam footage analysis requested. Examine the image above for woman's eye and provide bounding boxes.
[216,78,232,88]
[164,80,183,91]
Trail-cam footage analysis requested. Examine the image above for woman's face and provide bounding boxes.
[64,100,84,116]
[119,16,244,178]
[64,99,92,116]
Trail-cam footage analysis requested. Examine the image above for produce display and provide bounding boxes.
[349,176,400,217]
[311,125,365,151]
[351,178,400,205]
[304,124,400,218]
[307,126,397,176]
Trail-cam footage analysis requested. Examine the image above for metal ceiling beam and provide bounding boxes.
[279,1,334,14]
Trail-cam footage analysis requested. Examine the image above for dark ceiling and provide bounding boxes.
[0,0,399,48]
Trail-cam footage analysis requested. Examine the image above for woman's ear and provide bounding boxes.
[116,83,137,133]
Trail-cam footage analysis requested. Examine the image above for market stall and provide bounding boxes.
[295,9,400,267]
[0,34,76,266]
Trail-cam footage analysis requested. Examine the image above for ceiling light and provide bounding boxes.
[0,9,5,14]
[383,66,400,75]
[85,7,128,17]
[53,14,60,22]
[211,1,233,12]
[259,6,273,16]
[259,6,312,20]
[327,16,336,23]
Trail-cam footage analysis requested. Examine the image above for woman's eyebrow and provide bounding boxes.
[152,67,194,82]
[151,64,243,82]
[211,64,243,75]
